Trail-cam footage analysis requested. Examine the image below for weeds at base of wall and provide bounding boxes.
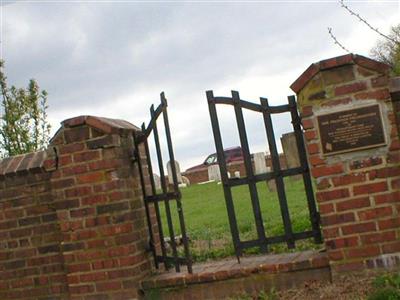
[229,289,278,300]
[231,272,400,300]
[369,272,400,300]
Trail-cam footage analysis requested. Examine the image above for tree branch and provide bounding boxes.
[328,27,350,53]
[340,0,400,45]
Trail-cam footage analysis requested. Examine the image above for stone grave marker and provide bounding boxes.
[208,164,221,182]
[153,174,161,190]
[281,132,301,181]
[254,152,276,192]
[167,160,183,184]
[253,152,268,175]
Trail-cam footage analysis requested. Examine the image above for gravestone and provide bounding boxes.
[266,166,277,192]
[281,132,301,181]
[253,152,268,175]
[167,160,183,184]
[208,164,221,182]
[153,174,161,190]
[254,152,276,192]
[182,176,190,186]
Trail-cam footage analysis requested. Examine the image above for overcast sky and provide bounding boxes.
[2,0,399,170]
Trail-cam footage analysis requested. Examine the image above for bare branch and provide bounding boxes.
[328,27,350,53]
[340,0,400,45]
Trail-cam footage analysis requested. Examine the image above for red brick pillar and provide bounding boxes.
[49,116,152,299]
[291,54,400,274]
[390,77,400,138]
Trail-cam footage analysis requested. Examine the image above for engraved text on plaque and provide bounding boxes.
[317,104,386,155]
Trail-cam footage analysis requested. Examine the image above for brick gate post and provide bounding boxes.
[291,54,400,275]
[390,77,400,139]
[49,116,153,299]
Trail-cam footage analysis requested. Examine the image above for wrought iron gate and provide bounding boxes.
[207,90,322,260]
[134,92,192,273]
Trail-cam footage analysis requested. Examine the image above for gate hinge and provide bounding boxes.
[145,239,154,253]
[131,149,139,164]
[315,211,321,225]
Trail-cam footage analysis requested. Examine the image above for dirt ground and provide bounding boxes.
[274,275,374,300]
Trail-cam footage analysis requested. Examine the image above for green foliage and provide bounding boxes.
[229,289,277,300]
[0,60,51,158]
[368,288,400,300]
[371,24,400,76]
[373,273,400,290]
[369,273,400,300]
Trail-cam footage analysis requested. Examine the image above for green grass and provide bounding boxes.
[369,272,400,300]
[158,178,322,261]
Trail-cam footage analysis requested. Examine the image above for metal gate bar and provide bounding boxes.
[134,133,158,268]
[207,90,242,260]
[232,91,268,253]
[134,93,192,273]
[150,104,181,272]
[207,90,322,259]
[161,93,193,273]
[288,95,322,243]
[260,97,295,249]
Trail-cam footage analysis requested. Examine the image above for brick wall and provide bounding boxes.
[0,151,68,299]
[0,116,154,299]
[182,167,209,185]
[291,54,400,274]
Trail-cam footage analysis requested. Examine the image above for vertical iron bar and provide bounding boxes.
[133,130,157,268]
[231,91,268,253]
[207,90,242,261]
[288,95,322,243]
[142,124,169,270]
[151,104,180,272]
[260,97,295,249]
[161,92,193,273]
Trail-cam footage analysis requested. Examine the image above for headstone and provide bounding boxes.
[208,164,221,182]
[234,171,240,178]
[153,174,161,190]
[265,166,277,192]
[281,132,301,181]
[167,160,183,185]
[253,152,268,175]
[182,176,190,186]
[254,153,276,192]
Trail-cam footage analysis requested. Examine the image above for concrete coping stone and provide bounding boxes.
[62,115,140,134]
[290,53,390,94]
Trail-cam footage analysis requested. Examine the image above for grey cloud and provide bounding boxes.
[3,1,398,169]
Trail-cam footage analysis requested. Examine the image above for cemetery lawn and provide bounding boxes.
[160,179,323,261]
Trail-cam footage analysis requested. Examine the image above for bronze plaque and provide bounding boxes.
[317,104,386,156]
